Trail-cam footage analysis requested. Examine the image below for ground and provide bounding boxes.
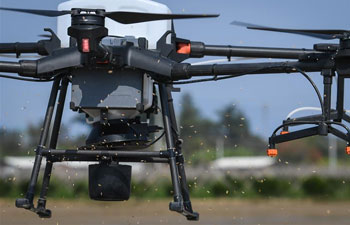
[1,198,350,225]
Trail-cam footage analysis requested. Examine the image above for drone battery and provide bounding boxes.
[88,163,131,201]
[71,68,153,121]
[71,69,143,109]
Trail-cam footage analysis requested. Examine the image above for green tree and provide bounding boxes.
[217,104,266,154]
[0,120,87,158]
[178,94,267,161]
[178,93,216,157]
[25,122,42,151]
[217,105,249,143]
[0,127,24,157]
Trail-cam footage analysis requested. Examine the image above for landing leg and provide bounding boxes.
[36,78,69,218]
[166,85,198,220]
[158,84,183,211]
[335,76,345,122]
[16,79,60,211]
[158,83,199,220]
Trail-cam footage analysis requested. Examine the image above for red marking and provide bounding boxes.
[82,38,90,53]
[280,131,289,135]
[176,43,191,54]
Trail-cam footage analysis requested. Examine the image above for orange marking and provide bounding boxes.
[346,146,350,155]
[267,148,278,157]
[280,131,289,135]
[177,43,191,54]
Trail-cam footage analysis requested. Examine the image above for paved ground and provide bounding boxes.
[1,198,350,225]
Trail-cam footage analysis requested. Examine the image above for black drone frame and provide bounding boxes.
[0,7,349,221]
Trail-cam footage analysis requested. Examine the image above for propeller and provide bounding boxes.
[231,21,349,40]
[0,7,219,24]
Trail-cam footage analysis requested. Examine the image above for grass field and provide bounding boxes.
[1,198,350,225]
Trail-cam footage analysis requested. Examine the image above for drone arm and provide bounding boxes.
[0,47,84,78]
[126,47,175,78]
[0,29,61,56]
[0,60,37,76]
[36,48,83,74]
[0,42,47,55]
[171,60,333,80]
[188,42,324,59]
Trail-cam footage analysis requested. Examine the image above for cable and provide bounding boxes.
[190,57,252,66]
[271,121,350,138]
[271,120,320,136]
[170,66,278,85]
[293,67,325,117]
[0,74,54,82]
[286,107,322,119]
[172,66,325,120]
[326,121,350,134]
[146,131,165,147]
[286,107,350,120]
[191,59,231,66]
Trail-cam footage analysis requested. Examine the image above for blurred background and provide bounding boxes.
[1,0,350,224]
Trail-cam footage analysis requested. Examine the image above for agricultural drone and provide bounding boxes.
[0,2,349,221]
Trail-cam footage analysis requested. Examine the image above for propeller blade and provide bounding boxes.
[105,11,219,24]
[0,7,70,17]
[0,7,218,24]
[231,21,348,40]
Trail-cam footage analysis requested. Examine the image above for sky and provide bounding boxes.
[0,0,349,139]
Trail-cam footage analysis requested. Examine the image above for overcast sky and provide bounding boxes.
[0,0,349,139]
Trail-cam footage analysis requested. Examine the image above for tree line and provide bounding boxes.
[178,93,266,164]
[0,93,344,164]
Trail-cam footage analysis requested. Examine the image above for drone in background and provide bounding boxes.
[0,2,349,221]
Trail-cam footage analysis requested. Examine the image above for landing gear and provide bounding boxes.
[15,78,198,221]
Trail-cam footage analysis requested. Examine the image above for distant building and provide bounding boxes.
[1,156,145,180]
[211,156,275,170]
